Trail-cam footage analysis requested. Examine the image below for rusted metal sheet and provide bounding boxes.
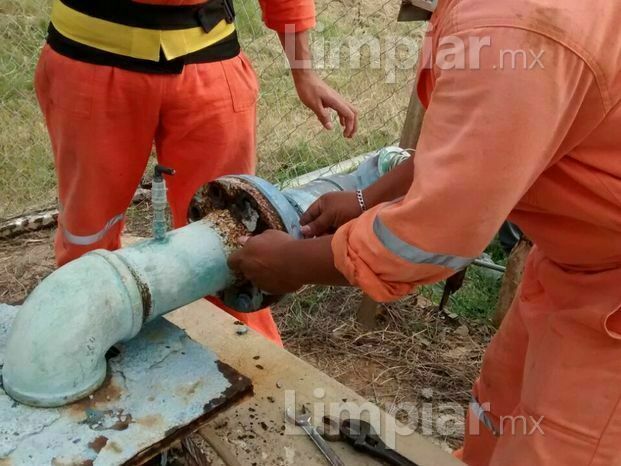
[0,304,252,465]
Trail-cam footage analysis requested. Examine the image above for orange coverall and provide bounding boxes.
[36,0,315,345]
[333,0,621,463]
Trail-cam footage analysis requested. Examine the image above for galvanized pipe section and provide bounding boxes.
[282,147,410,214]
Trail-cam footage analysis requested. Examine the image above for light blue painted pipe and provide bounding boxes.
[2,220,233,407]
[1,146,410,408]
[283,146,410,214]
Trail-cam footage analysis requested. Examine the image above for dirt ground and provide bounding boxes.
[0,222,490,458]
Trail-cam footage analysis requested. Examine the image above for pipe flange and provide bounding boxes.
[188,176,301,313]
[189,175,301,237]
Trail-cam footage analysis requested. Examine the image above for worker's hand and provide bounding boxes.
[300,191,362,238]
[292,70,358,138]
[228,230,304,295]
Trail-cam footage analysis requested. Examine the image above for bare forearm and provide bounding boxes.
[278,30,312,73]
[362,156,414,207]
[283,235,350,286]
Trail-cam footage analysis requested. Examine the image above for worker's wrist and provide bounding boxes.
[361,187,380,209]
[280,239,312,286]
[290,67,316,83]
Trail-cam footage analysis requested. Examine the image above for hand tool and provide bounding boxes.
[439,268,467,311]
[322,416,420,466]
[285,408,345,466]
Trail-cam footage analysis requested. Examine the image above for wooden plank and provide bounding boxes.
[168,301,463,466]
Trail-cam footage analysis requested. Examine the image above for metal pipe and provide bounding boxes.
[282,146,410,214]
[473,258,506,273]
[1,147,408,408]
[279,153,370,189]
[2,220,234,407]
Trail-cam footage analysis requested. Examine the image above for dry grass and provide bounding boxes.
[273,286,491,449]
[0,0,54,218]
[0,228,54,303]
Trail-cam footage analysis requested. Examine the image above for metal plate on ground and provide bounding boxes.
[0,304,252,465]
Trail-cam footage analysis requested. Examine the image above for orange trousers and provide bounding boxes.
[461,247,621,465]
[35,45,282,345]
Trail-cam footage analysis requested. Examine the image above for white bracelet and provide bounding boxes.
[356,189,367,212]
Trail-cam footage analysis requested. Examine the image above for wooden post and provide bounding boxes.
[399,90,426,150]
[356,295,382,330]
[355,88,427,329]
[491,237,532,327]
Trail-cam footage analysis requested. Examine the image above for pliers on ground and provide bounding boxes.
[322,416,420,466]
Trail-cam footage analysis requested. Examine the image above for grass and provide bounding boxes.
[0,0,54,217]
[424,267,503,321]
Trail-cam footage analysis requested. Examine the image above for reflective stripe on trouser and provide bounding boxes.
[462,248,621,466]
[59,204,124,246]
[35,45,282,344]
[372,216,474,270]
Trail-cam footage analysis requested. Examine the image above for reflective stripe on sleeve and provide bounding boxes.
[372,216,474,270]
[62,213,124,246]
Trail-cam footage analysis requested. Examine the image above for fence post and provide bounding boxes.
[356,87,426,329]
[491,237,532,327]
[399,90,426,150]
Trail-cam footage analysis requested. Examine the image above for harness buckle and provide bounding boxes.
[223,0,235,24]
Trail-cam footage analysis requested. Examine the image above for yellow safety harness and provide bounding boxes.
[47,0,239,73]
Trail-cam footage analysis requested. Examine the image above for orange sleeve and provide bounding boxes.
[257,0,316,33]
[332,27,602,302]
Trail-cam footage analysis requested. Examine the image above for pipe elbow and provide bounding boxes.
[2,252,143,407]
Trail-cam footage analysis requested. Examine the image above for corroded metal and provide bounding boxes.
[189,175,302,312]
[0,304,252,466]
[189,175,292,235]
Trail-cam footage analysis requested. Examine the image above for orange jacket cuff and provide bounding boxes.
[259,0,316,33]
[333,206,463,302]
[333,211,422,302]
[263,17,316,33]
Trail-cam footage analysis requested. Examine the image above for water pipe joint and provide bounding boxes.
[1,147,411,408]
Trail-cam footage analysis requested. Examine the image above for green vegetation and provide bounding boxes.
[424,239,507,321]
[0,0,53,217]
[424,267,502,321]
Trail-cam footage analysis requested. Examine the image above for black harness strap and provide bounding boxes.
[48,0,240,73]
[59,0,235,31]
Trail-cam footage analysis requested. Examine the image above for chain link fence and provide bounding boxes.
[0,0,424,221]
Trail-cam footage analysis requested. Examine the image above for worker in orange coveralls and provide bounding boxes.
[36,0,357,345]
[230,0,621,463]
